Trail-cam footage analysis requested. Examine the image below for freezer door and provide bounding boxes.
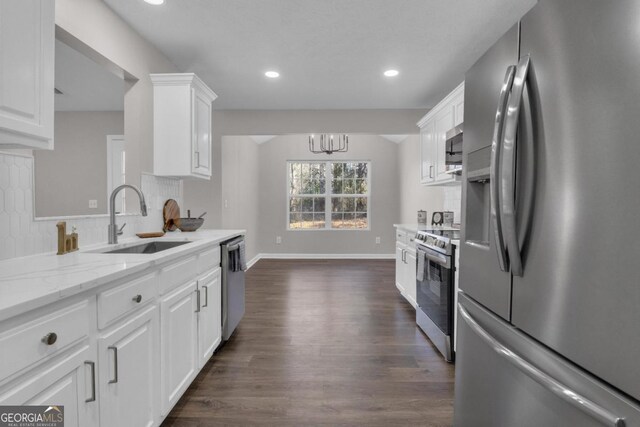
[454,293,640,427]
[509,0,640,400]
[459,24,518,320]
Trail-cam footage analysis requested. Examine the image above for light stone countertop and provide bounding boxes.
[393,223,461,245]
[0,229,244,322]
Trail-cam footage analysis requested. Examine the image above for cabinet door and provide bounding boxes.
[453,93,464,126]
[0,344,98,427]
[395,243,406,295]
[434,106,455,179]
[404,249,417,308]
[99,305,158,427]
[192,89,212,177]
[420,121,436,184]
[160,280,198,416]
[0,0,54,149]
[197,269,221,369]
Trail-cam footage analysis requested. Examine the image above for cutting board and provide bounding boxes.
[163,199,180,232]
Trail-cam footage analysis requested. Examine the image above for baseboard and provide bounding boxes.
[246,254,261,270]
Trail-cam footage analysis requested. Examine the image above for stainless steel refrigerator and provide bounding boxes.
[456,0,640,425]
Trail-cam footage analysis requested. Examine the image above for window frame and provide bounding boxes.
[286,160,371,231]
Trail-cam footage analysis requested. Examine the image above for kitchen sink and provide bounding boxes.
[100,241,191,254]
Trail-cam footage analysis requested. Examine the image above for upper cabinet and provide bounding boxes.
[151,73,217,180]
[0,0,55,150]
[418,82,464,186]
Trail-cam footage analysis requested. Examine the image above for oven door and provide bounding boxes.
[416,245,454,343]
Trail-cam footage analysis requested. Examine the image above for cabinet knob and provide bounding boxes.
[41,332,57,346]
[132,294,142,303]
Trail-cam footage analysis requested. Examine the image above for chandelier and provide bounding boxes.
[308,134,349,155]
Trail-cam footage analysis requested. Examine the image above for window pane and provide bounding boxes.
[356,163,368,178]
[342,198,355,212]
[331,197,342,212]
[290,163,301,195]
[332,162,343,178]
[355,179,367,194]
[331,213,344,228]
[343,179,355,194]
[314,197,325,212]
[332,179,342,194]
[290,197,301,212]
[289,213,302,228]
[301,197,314,212]
[313,213,325,228]
[344,162,355,178]
[355,213,368,229]
[356,197,367,212]
[302,213,313,224]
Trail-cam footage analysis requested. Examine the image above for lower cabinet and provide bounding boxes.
[160,280,199,416]
[395,230,417,308]
[404,248,417,307]
[395,242,407,295]
[0,344,98,427]
[99,305,158,427]
[197,268,222,369]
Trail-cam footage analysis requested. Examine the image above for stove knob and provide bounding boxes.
[438,241,446,248]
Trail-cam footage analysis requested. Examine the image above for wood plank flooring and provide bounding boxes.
[162,259,454,426]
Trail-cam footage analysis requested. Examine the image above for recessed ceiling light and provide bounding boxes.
[144,0,165,5]
[265,71,280,78]
[384,69,399,77]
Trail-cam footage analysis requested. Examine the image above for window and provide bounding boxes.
[288,161,370,230]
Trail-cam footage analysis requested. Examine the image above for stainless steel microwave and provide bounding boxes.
[445,124,463,167]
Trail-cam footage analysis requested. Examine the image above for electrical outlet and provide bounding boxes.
[224,199,229,209]
[276,236,282,244]
[89,200,98,209]
[375,236,381,244]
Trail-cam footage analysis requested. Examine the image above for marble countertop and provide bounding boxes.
[0,229,244,322]
[393,223,461,234]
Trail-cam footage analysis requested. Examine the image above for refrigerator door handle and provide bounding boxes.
[458,303,626,427]
[501,55,531,277]
[490,65,516,272]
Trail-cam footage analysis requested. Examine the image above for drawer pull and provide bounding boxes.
[195,289,201,313]
[41,332,57,346]
[108,346,118,384]
[202,285,208,308]
[132,294,142,303]
[85,361,96,402]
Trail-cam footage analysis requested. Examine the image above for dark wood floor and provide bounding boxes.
[162,259,455,426]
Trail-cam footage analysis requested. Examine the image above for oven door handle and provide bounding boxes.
[419,247,451,269]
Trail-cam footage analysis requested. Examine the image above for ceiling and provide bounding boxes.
[103,0,536,110]
[55,40,124,112]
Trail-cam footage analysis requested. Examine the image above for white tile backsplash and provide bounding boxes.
[443,185,462,224]
[0,152,182,261]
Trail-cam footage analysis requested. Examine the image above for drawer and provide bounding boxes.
[396,229,408,244]
[159,256,197,295]
[97,272,157,329]
[197,246,221,276]
[0,300,91,383]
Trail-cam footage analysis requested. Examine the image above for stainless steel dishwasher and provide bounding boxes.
[220,236,246,340]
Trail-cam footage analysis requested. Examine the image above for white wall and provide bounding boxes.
[220,136,260,262]
[220,134,400,256]
[183,109,425,230]
[34,111,124,217]
[397,134,462,224]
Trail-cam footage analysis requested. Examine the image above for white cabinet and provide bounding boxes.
[0,0,54,149]
[418,82,464,186]
[99,305,158,427]
[197,268,222,369]
[151,73,217,180]
[395,242,407,295]
[160,280,198,416]
[0,344,98,427]
[395,229,417,308]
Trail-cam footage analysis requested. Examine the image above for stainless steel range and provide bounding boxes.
[414,228,460,362]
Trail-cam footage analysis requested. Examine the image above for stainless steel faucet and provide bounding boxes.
[108,184,148,244]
